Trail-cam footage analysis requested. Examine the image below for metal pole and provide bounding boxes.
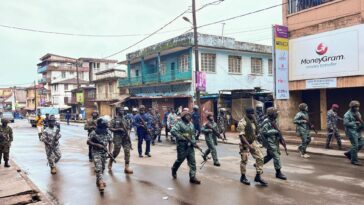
[34,81,37,111]
[192,0,201,109]
[76,60,80,89]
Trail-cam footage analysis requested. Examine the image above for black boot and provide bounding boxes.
[240,174,250,185]
[171,168,177,179]
[344,152,351,160]
[213,161,221,167]
[189,177,201,184]
[275,169,287,180]
[4,161,10,168]
[254,174,268,186]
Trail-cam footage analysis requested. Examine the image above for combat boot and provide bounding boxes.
[213,161,221,167]
[4,161,10,168]
[275,169,287,180]
[240,174,250,185]
[51,167,57,175]
[344,152,351,160]
[108,160,113,170]
[171,168,177,179]
[189,177,201,184]
[351,161,362,166]
[303,154,310,158]
[124,164,133,174]
[254,174,268,186]
[98,180,105,192]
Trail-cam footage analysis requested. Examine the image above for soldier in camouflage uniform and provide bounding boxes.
[237,108,267,186]
[260,107,287,180]
[326,104,342,149]
[201,112,220,166]
[294,103,312,158]
[40,115,61,174]
[108,108,133,174]
[171,111,201,184]
[343,100,364,166]
[217,108,228,140]
[87,118,113,192]
[151,109,162,145]
[0,119,13,168]
[84,111,99,162]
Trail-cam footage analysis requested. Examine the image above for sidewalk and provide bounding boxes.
[198,132,364,159]
[0,160,52,205]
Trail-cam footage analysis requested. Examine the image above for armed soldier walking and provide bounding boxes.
[237,108,267,186]
[84,111,99,162]
[201,112,220,167]
[326,104,342,149]
[0,119,13,168]
[171,111,201,184]
[191,105,201,141]
[260,107,287,180]
[343,100,364,166]
[40,115,61,174]
[108,108,133,174]
[294,103,312,158]
[217,108,228,141]
[167,108,178,143]
[134,105,152,158]
[87,118,113,192]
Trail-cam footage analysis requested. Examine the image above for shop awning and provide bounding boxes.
[129,95,191,100]
[109,95,130,106]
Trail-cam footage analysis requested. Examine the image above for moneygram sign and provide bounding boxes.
[289,24,364,81]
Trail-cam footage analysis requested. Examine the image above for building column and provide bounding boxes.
[141,57,145,84]
[157,52,161,82]
[127,60,131,83]
[320,89,327,130]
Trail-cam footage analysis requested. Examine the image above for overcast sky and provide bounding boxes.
[0,0,282,86]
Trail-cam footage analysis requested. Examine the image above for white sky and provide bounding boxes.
[0,0,282,86]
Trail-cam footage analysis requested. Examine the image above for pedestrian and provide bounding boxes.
[108,107,133,174]
[84,111,99,162]
[260,107,287,180]
[294,103,312,158]
[255,103,265,126]
[65,111,71,125]
[201,112,220,166]
[326,104,342,149]
[191,105,201,141]
[163,108,171,140]
[151,110,162,144]
[131,108,139,140]
[217,108,228,140]
[343,100,364,166]
[167,108,178,143]
[87,118,113,192]
[236,108,267,186]
[35,112,44,141]
[134,105,152,158]
[0,118,13,168]
[171,111,201,184]
[43,113,50,128]
[123,107,133,131]
[40,115,61,174]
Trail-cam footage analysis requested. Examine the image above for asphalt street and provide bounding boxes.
[8,120,364,205]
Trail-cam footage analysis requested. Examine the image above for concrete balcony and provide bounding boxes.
[37,65,48,73]
[94,69,126,82]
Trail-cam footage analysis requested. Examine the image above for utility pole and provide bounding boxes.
[192,0,201,109]
[76,60,80,89]
[34,81,37,111]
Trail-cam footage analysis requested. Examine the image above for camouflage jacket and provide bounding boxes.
[110,116,129,136]
[260,118,280,139]
[0,126,13,144]
[256,110,265,126]
[171,120,196,143]
[326,109,339,130]
[293,111,310,132]
[202,121,219,138]
[41,127,61,147]
[217,113,227,130]
[343,109,363,136]
[236,116,258,144]
[88,130,112,153]
[167,113,178,128]
[84,118,97,133]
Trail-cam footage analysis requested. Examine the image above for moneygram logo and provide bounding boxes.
[315,43,328,55]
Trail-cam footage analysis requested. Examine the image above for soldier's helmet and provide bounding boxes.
[49,115,56,121]
[349,100,360,108]
[245,107,255,115]
[299,103,308,111]
[183,108,190,112]
[266,107,278,118]
[123,107,129,111]
[220,108,226,112]
[1,118,9,124]
[206,112,214,118]
[132,108,138,112]
[97,117,108,128]
[139,105,146,110]
[193,105,199,110]
[180,111,191,119]
[256,102,263,108]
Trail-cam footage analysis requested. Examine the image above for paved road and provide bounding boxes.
[9,120,364,205]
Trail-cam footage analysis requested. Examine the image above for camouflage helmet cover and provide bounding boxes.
[299,103,308,111]
[349,100,360,108]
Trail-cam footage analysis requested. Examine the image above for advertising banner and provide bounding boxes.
[76,93,84,103]
[306,78,337,89]
[274,25,289,100]
[196,71,206,92]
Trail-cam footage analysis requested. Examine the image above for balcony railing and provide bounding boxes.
[37,65,48,73]
[119,71,192,87]
[38,77,47,84]
[288,0,334,14]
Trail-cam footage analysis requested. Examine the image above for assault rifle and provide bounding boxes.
[302,115,318,134]
[271,122,289,156]
[91,137,117,163]
[353,112,364,131]
[205,122,227,144]
[180,132,204,154]
[139,115,154,139]
[113,117,133,150]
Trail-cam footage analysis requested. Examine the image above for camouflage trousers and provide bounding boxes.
[264,140,282,170]
[240,141,264,175]
[45,145,61,168]
[297,131,311,154]
[203,134,219,163]
[0,143,10,162]
[172,141,197,178]
[113,135,131,164]
[93,152,107,181]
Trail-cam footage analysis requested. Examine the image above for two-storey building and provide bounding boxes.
[119,33,273,116]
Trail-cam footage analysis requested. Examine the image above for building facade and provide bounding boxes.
[278,0,364,130]
[119,33,273,116]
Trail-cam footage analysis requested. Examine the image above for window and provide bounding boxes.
[201,53,216,72]
[64,84,68,91]
[87,90,95,99]
[53,84,58,92]
[96,63,100,68]
[228,56,241,73]
[70,71,74,75]
[268,59,273,75]
[160,62,166,75]
[178,54,189,72]
[61,71,66,78]
[251,58,263,74]
[79,72,84,80]
[135,70,140,77]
